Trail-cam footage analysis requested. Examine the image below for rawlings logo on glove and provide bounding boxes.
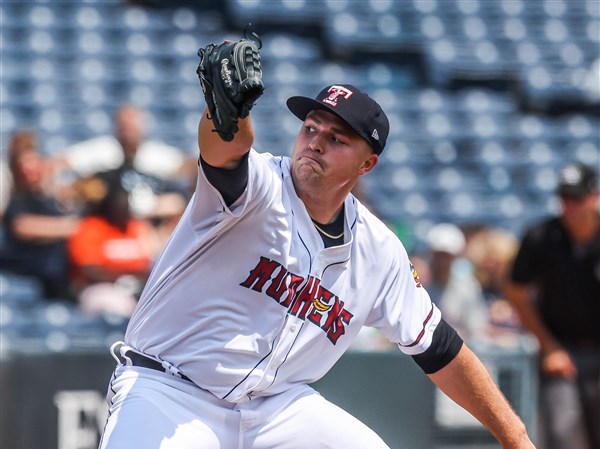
[196,28,265,142]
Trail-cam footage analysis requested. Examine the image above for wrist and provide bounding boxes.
[499,424,535,449]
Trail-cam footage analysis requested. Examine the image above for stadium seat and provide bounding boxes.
[0,271,45,307]
[225,0,324,29]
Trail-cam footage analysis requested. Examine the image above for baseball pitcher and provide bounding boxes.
[98,34,537,449]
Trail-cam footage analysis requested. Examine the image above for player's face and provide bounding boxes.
[291,109,378,194]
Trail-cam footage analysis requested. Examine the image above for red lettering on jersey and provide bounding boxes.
[239,257,355,345]
[326,307,353,344]
[322,298,353,344]
[279,274,305,308]
[265,265,289,302]
[290,276,320,320]
[239,256,280,292]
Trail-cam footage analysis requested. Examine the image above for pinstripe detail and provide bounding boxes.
[399,302,434,348]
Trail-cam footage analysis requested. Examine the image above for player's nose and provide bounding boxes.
[307,133,324,153]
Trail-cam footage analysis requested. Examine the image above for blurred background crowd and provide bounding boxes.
[0,1,598,448]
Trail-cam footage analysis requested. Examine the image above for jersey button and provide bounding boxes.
[290,325,297,332]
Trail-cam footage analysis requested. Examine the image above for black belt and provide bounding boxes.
[123,350,192,382]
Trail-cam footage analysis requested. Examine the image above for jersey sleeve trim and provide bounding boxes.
[399,302,435,348]
[411,318,463,374]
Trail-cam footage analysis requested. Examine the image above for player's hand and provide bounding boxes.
[196,30,264,142]
[541,347,577,379]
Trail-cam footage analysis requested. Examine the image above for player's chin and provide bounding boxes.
[292,162,323,186]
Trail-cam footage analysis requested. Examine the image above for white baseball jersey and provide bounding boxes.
[124,149,441,403]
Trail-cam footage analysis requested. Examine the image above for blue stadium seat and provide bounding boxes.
[83,108,113,135]
[569,140,600,167]
[225,0,324,28]
[3,301,122,351]
[455,88,517,114]
[484,166,513,192]
[474,139,512,168]
[260,33,322,62]
[324,9,411,56]
[419,13,448,42]
[0,271,45,307]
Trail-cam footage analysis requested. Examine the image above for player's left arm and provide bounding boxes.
[198,107,254,169]
[428,344,536,449]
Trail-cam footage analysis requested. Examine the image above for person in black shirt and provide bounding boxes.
[507,162,600,449]
[1,130,79,300]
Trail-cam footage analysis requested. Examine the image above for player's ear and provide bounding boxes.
[358,153,378,176]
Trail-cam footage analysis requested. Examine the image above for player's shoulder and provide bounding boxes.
[247,148,278,162]
[352,196,407,254]
[250,150,290,175]
[240,150,289,196]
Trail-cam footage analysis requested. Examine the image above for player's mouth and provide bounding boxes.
[299,154,323,170]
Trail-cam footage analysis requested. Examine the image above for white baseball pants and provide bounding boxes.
[98,364,391,449]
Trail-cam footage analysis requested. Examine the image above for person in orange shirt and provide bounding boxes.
[69,179,153,317]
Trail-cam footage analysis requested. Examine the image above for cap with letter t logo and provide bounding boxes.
[286,84,389,155]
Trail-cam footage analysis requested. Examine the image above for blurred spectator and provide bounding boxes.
[423,223,488,340]
[145,190,188,257]
[1,130,79,300]
[506,162,600,449]
[68,179,154,317]
[466,227,521,334]
[0,158,12,251]
[63,104,193,248]
[53,104,197,193]
[0,158,12,220]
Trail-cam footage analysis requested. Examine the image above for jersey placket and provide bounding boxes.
[255,314,304,391]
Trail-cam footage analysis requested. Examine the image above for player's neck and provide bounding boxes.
[305,201,344,225]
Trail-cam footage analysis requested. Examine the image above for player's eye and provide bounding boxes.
[331,135,346,145]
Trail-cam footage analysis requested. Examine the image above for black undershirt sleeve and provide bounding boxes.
[411,318,464,374]
[199,152,249,207]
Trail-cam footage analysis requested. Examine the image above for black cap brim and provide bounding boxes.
[287,96,344,123]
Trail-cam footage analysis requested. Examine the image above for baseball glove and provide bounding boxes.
[196,32,265,142]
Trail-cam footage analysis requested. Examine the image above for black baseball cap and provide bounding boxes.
[556,162,599,197]
[286,84,389,155]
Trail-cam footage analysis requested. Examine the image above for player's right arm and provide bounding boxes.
[198,107,254,169]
